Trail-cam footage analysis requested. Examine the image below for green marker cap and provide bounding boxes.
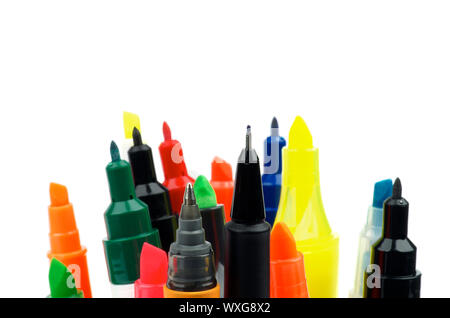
[103,141,161,285]
[48,258,84,298]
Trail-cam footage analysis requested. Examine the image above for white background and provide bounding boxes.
[0,1,449,298]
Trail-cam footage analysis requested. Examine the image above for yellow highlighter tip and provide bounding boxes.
[123,112,141,139]
[288,116,313,149]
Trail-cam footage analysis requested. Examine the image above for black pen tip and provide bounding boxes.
[271,117,278,129]
[392,178,402,199]
[132,127,143,146]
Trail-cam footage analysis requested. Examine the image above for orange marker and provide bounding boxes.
[270,222,308,298]
[210,157,234,222]
[47,183,92,298]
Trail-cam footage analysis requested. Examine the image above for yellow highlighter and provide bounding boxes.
[122,111,141,157]
[274,115,339,298]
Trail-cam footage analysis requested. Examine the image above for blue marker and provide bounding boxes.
[350,179,393,298]
[262,117,286,226]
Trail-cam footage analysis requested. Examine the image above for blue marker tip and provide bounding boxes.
[372,179,393,209]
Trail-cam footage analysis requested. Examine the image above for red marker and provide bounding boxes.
[159,121,194,215]
[134,243,168,298]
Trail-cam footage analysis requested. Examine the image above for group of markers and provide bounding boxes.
[46,112,421,298]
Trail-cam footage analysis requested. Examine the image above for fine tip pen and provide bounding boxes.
[164,183,220,298]
[364,178,421,298]
[128,127,177,253]
[224,125,271,298]
[103,140,161,298]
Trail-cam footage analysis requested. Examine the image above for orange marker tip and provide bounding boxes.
[271,222,299,260]
[211,157,233,181]
[163,121,172,141]
[49,183,69,207]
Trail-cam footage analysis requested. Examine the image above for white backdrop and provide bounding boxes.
[0,1,449,298]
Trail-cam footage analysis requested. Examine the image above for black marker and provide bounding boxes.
[364,178,421,298]
[224,126,271,298]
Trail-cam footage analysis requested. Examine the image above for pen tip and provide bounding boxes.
[49,183,69,207]
[110,141,120,162]
[392,178,402,199]
[183,183,196,206]
[271,117,278,129]
[163,121,172,141]
[132,127,143,146]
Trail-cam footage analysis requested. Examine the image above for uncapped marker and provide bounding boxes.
[274,116,339,298]
[350,179,392,298]
[134,243,168,298]
[210,157,234,222]
[194,175,226,296]
[159,121,194,215]
[164,184,220,298]
[47,183,92,298]
[128,127,177,253]
[270,222,308,298]
[364,178,421,298]
[262,116,286,226]
[48,258,83,298]
[224,126,271,298]
[103,140,161,298]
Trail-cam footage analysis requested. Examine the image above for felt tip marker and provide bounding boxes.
[210,157,234,222]
[262,117,286,226]
[193,175,226,297]
[274,116,339,298]
[224,126,271,298]
[364,178,421,298]
[122,111,141,157]
[103,141,161,298]
[270,222,309,298]
[159,121,194,215]
[134,243,168,298]
[47,183,92,298]
[164,184,220,298]
[48,258,84,298]
[350,179,392,298]
[128,127,177,253]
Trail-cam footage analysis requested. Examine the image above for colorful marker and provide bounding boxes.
[164,184,220,298]
[122,111,141,157]
[159,121,194,215]
[350,179,392,298]
[262,117,286,226]
[47,182,92,298]
[224,126,271,298]
[103,141,161,298]
[193,175,226,296]
[364,178,421,298]
[48,258,84,298]
[270,222,309,298]
[134,243,168,298]
[210,157,234,222]
[274,116,339,298]
[128,127,177,252]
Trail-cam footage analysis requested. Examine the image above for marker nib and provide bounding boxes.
[245,125,252,160]
[271,117,279,129]
[49,183,69,207]
[110,141,120,162]
[392,178,402,199]
[183,183,196,206]
[288,116,313,149]
[132,127,143,146]
[163,121,172,141]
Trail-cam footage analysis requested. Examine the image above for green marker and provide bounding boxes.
[193,175,226,296]
[48,258,83,298]
[103,141,161,298]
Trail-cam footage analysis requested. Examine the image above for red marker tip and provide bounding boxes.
[163,121,172,141]
[140,243,168,285]
[271,222,299,260]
